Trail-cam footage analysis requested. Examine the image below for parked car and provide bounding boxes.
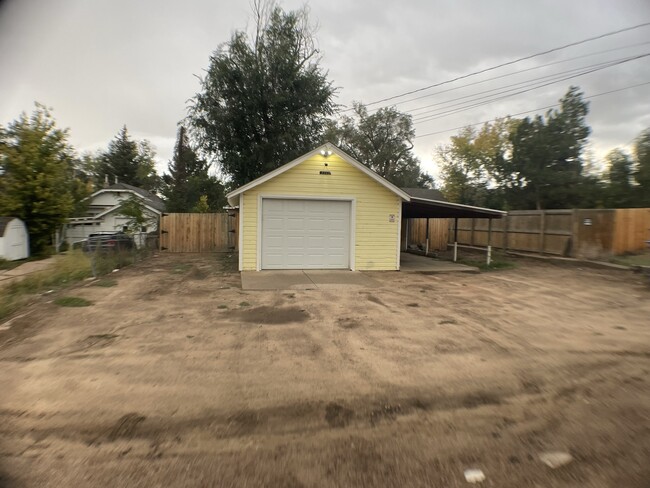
[82,232,135,253]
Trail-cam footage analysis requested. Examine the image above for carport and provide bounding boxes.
[401,189,506,265]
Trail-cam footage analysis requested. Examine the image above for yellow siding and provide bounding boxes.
[241,154,401,270]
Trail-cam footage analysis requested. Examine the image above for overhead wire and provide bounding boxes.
[412,81,650,139]
[369,40,650,113]
[411,53,650,124]
[338,22,650,112]
[407,55,633,119]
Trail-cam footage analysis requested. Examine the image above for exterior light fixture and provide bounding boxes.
[320,149,332,157]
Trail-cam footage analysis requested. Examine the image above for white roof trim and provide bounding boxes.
[84,201,162,220]
[409,197,507,216]
[226,143,412,205]
[94,204,122,219]
[67,219,102,224]
[86,188,160,207]
[87,188,138,199]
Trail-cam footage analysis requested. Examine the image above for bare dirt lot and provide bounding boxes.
[1,254,649,487]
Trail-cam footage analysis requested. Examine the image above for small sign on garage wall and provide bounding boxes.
[388,214,396,223]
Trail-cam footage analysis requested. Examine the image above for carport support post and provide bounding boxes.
[487,218,493,266]
[425,218,430,255]
[453,218,458,262]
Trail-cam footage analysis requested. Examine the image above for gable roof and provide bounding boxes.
[226,143,411,206]
[89,183,166,213]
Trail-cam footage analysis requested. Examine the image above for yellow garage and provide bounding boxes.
[226,143,410,271]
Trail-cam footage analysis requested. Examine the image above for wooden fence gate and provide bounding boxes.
[160,212,238,252]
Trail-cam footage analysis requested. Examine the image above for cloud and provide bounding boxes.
[1,0,649,181]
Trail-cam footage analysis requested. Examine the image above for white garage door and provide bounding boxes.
[261,199,351,269]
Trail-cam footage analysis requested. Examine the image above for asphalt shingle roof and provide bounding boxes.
[400,187,447,202]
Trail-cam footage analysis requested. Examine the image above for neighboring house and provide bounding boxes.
[226,143,504,271]
[0,217,29,261]
[65,183,165,247]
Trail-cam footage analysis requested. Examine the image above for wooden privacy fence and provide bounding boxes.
[402,218,449,252]
[406,208,650,259]
[612,208,650,254]
[160,212,238,252]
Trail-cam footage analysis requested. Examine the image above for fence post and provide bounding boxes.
[158,215,163,252]
[424,218,429,256]
[539,210,546,254]
[470,218,475,246]
[487,219,493,266]
[453,218,458,262]
[570,209,579,258]
[503,214,509,252]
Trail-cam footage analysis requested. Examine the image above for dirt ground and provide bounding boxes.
[0,253,648,487]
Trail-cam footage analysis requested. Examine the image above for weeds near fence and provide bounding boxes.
[0,249,146,321]
[455,249,517,272]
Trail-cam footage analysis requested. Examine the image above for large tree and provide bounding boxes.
[437,119,514,207]
[634,128,650,206]
[96,126,160,191]
[325,103,434,188]
[0,104,82,254]
[162,126,226,212]
[604,149,635,207]
[189,2,335,187]
[507,86,591,209]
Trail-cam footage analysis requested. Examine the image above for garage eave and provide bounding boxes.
[403,197,507,219]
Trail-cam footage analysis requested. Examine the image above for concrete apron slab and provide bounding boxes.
[241,270,379,290]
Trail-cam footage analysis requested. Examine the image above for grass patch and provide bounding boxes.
[94,278,118,287]
[456,250,516,272]
[239,301,251,307]
[0,258,27,271]
[610,252,650,267]
[0,250,135,321]
[477,260,517,271]
[54,296,93,307]
[217,304,228,309]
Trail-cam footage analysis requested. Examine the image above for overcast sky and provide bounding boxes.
[1,0,649,181]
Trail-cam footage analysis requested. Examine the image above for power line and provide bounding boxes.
[413,80,650,139]
[411,53,649,124]
[371,40,650,112]
[390,41,650,112]
[409,56,628,119]
[342,21,650,111]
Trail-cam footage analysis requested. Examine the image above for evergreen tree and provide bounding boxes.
[162,126,226,212]
[96,126,160,191]
[0,104,79,254]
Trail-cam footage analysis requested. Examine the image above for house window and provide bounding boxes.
[141,226,147,233]
[122,226,128,232]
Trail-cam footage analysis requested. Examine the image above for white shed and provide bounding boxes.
[0,217,30,261]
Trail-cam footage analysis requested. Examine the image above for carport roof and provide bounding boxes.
[403,197,506,219]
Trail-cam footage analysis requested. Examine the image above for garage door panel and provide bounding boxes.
[261,199,350,269]
[306,219,326,230]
